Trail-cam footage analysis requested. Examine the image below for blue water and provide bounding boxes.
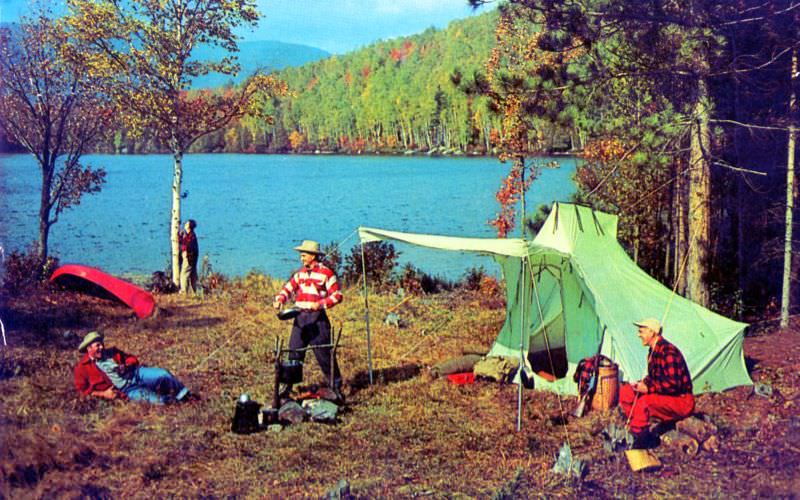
[0,154,576,280]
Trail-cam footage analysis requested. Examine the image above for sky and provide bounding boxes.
[0,0,495,54]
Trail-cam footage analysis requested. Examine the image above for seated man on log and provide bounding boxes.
[619,318,695,449]
[74,331,191,404]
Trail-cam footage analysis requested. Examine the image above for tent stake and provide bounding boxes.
[360,241,374,385]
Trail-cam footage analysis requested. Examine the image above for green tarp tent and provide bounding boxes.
[359,202,752,396]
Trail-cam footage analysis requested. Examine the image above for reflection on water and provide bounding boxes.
[0,154,576,280]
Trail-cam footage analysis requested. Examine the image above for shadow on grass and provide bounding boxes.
[0,306,101,350]
[142,314,225,331]
[348,363,421,394]
[745,355,759,374]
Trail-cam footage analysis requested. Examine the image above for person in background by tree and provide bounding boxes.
[179,219,199,295]
[73,331,191,404]
[273,240,344,400]
[619,318,695,449]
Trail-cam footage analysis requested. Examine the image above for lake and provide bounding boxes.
[0,154,576,281]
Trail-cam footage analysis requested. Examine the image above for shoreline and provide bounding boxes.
[0,150,581,158]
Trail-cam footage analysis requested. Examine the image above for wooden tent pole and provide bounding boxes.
[360,241,374,385]
[517,256,526,432]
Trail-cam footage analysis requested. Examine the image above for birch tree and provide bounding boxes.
[64,0,286,284]
[781,48,797,328]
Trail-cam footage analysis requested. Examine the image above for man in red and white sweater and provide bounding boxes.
[273,240,343,398]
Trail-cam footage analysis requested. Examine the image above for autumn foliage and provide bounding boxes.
[489,163,534,237]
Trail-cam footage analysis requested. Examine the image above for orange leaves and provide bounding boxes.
[581,138,627,164]
[389,40,415,63]
[489,161,533,237]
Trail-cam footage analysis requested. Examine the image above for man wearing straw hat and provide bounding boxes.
[74,331,191,404]
[273,240,343,400]
[619,318,695,449]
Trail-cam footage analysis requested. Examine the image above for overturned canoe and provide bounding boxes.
[50,264,156,319]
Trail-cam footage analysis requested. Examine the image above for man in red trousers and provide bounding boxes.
[619,318,695,449]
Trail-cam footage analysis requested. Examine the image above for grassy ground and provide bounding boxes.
[1,278,798,498]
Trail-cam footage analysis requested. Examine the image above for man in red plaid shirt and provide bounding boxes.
[619,318,695,448]
[273,240,343,399]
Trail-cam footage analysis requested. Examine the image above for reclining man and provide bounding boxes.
[74,331,190,404]
[619,318,695,449]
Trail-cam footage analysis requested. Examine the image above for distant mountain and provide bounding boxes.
[190,40,330,89]
[1,21,329,89]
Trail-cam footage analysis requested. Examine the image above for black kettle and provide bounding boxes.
[231,394,261,434]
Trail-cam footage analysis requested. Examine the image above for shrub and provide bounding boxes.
[460,266,487,291]
[148,271,177,293]
[342,241,399,289]
[399,263,423,295]
[321,241,342,277]
[200,255,228,296]
[399,263,453,294]
[1,247,59,295]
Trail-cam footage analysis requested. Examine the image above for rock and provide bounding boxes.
[278,401,306,425]
[661,430,699,456]
[325,478,351,499]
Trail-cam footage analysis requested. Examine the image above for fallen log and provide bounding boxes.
[677,416,718,443]
[661,430,699,456]
[430,354,482,378]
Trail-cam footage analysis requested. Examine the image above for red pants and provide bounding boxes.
[619,383,695,433]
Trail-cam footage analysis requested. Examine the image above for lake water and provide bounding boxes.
[0,154,576,280]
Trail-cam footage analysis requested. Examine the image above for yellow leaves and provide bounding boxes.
[288,130,305,151]
[581,138,628,164]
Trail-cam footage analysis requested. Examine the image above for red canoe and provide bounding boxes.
[50,264,156,319]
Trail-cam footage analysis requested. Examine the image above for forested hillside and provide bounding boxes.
[103,12,507,155]
[246,11,503,154]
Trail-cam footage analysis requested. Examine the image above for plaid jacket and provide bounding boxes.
[573,354,611,395]
[643,337,693,396]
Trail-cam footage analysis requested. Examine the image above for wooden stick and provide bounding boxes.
[386,295,413,314]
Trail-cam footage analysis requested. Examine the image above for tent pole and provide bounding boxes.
[520,159,526,236]
[517,256,526,432]
[360,241,374,385]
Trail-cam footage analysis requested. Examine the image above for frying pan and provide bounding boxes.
[277,306,301,321]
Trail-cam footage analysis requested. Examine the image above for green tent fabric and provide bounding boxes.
[358,202,752,396]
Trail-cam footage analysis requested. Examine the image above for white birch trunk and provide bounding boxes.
[780,49,798,328]
[171,151,183,285]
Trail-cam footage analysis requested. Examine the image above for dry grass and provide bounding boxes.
[1,278,799,498]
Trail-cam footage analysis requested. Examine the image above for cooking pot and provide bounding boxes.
[279,360,304,384]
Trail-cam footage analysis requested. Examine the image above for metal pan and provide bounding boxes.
[277,307,301,321]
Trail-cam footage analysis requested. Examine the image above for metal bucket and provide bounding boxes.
[279,360,303,384]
